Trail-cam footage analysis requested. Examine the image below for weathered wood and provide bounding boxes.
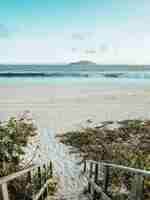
[43,164,48,197]
[0,161,53,200]
[37,166,43,200]
[83,160,87,173]
[0,165,36,185]
[88,160,150,177]
[88,162,93,193]
[27,171,33,198]
[49,161,53,178]
[103,166,109,194]
[27,171,32,183]
[86,160,150,200]
[84,160,150,200]
[86,177,111,200]
[33,179,52,200]
[1,183,9,200]
[93,163,99,200]
[104,163,150,177]
[135,174,144,200]
[38,166,42,189]
[130,174,144,200]
[94,163,99,184]
[0,162,52,185]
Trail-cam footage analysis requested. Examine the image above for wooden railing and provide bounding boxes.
[82,160,150,200]
[0,161,53,200]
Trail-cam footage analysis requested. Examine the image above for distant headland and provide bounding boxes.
[69,60,97,66]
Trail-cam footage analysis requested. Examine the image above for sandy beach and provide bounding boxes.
[0,82,150,133]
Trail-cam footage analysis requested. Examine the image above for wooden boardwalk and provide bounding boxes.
[0,159,150,200]
[0,161,53,200]
[82,160,150,200]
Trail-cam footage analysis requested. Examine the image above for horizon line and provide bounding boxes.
[0,63,150,66]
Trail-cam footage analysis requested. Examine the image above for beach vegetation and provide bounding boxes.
[57,119,150,199]
[0,114,37,177]
[0,113,57,199]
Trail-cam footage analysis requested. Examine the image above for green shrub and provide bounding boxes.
[58,119,150,199]
[0,113,37,199]
[0,115,37,176]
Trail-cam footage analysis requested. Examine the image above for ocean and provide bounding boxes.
[0,64,150,86]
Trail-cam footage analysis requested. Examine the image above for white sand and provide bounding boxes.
[0,82,150,133]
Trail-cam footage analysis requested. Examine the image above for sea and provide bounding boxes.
[0,64,150,86]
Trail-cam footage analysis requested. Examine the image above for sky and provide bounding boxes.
[0,0,150,64]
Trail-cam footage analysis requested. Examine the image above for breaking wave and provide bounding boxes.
[0,71,150,79]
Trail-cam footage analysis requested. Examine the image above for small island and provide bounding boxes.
[69,60,97,66]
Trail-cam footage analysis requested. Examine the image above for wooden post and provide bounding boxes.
[38,166,42,189]
[38,166,43,200]
[1,183,9,200]
[88,162,93,194]
[49,161,53,178]
[93,163,99,200]
[27,171,33,198]
[43,164,48,198]
[27,171,32,183]
[83,160,87,173]
[94,163,99,184]
[103,166,109,194]
[130,174,144,200]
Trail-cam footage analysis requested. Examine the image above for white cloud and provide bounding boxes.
[0,28,150,64]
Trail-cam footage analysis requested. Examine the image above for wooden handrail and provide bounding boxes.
[0,165,37,185]
[0,161,53,200]
[83,160,150,200]
[87,160,150,177]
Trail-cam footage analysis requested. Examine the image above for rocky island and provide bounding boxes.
[69,60,97,66]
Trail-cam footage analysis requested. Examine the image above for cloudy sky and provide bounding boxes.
[0,0,150,64]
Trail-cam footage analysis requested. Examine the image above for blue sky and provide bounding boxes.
[0,0,150,64]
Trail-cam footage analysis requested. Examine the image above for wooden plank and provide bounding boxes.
[93,163,99,200]
[135,175,144,200]
[130,174,144,200]
[83,160,87,173]
[103,166,109,194]
[28,171,32,183]
[49,161,53,178]
[94,163,99,184]
[43,164,48,197]
[85,160,149,200]
[1,183,9,200]
[38,166,42,188]
[89,178,111,200]
[84,173,111,200]
[88,162,93,193]
[37,166,43,200]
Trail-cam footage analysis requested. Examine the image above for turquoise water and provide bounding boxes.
[0,64,150,86]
